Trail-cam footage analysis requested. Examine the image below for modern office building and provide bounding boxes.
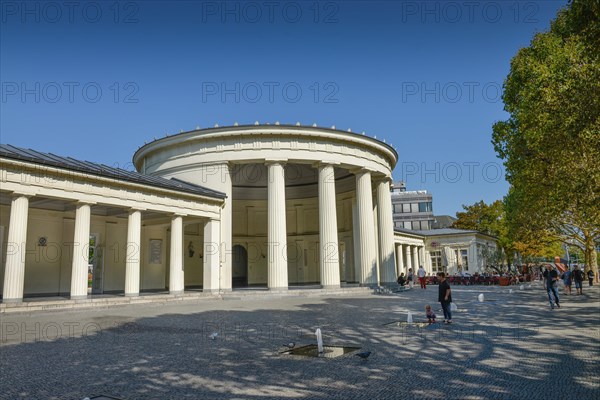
[390,182,434,230]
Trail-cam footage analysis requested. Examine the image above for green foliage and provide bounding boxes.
[452,199,513,264]
[492,0,600,274]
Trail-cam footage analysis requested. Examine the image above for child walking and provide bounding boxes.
[425,304,436,323]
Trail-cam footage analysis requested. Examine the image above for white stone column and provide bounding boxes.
[203,219,221,293]
[355,170,377,286]
[70,203,92,299]
[169,215,184,294]
[2,195,30,302]
[405,244,413,272]
[267,161,288,290]
[124,209,142,296]
[376,178,397,285]
[469,242,477,272]
[412,245,420,269]
[419,246,426,270]
[219,163,233,292]
[352,199,361,283]
[396,243,404,277]
[318,163,340,288]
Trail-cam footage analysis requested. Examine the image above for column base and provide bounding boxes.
[170,290,184,296]
[124,293,139,297]
[202,289,221,294]
[269,287,288,292]
[2,298,23,304]
[359,283,378,288]
[70,295,88,300]
[321,284,341,290]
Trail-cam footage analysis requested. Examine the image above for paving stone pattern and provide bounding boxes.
[1,283,599,399]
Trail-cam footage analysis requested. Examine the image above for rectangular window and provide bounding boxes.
[410,203,418,213]
[430,251,443,273]
[402,203,411,213]
[418,202,433,212]
[412,221,420,230]
[404,221,412,229]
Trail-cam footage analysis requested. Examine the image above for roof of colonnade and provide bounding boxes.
[132,123,399,174]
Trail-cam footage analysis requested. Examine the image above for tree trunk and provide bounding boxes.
[584,235,599,283]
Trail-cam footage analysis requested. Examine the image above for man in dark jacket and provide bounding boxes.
[543,264,560,309]
[437,272,452,324]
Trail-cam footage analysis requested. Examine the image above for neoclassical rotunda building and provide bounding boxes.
[132,124,399,292]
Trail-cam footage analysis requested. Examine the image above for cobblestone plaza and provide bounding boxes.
[1,284,599,399]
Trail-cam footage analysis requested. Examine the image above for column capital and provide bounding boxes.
[350,167,375,176]
[5,191,34,199]
[313,161,340,169]
[375,174,394,184]
[75,200,96,206]
[127,207,146,212]
[264,158,288,165]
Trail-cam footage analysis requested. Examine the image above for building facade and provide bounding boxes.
[133,124,399,290]
[1,124,403,302]
[393,228,498,276]
[391,182,434,230]
[0,145,225,302]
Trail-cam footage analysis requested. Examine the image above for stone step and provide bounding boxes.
[0,286,373,313]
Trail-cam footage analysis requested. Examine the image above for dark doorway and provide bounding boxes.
[232,245,248,288]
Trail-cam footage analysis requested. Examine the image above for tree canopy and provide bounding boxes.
[492,0,600,276]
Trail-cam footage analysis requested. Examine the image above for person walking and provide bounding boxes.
[544,264,560,309]
[587,269,594,286]
[437,272,452,324]
[572,265,584,295]
[562,267,572,295]
[417,265,427,289]
[407,268,414,289]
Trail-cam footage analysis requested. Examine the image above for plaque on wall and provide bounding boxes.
[149,239,162,264]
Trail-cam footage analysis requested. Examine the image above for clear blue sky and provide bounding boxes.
[0,0,566,216]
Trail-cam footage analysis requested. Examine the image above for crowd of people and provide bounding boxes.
[395,263,596,324]
[543,264,594,309]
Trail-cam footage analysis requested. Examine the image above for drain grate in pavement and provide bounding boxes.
[281,344,360,358]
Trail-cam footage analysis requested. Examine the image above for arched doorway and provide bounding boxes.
[232,244,248,288]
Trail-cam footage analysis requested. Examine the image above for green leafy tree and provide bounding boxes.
[492,0,600,280]
[452,200,513,268]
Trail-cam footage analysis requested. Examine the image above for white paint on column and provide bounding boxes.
[267,162,288,290]
[219,163,233,291]
[412,245,419,270]
[70,203,91,299]
[125,210,142,296]
[356,170,377,286]
[405,245,413,271]
[2,196,29,302]
[376,179,396,284]
[352,199,361,283]
[169,215,184,294]
[396,244,404,277]
[318,164,340,288]
[203,219,221,293]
